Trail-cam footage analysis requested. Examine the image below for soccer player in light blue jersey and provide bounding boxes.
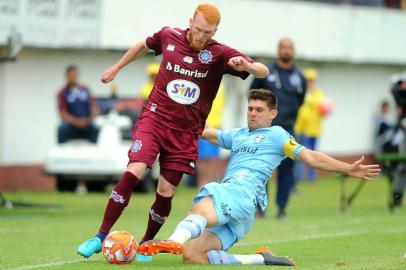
[138,89,381,266]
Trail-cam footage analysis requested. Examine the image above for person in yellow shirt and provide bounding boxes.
[197,83,225,188]
[294,68,325,181]
[140,63,160,100]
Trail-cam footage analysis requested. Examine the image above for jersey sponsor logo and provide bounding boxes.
[231,146,258,156]
[166,79,200,105]
[130,140,142,153]
[165,61,208,78]
[183,56,193,64]
[198,49,212,64]
[167,44,175,51]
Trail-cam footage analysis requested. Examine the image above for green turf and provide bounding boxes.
[1,177,405,269]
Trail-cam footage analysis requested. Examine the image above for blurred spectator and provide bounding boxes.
[303,0,406,8]
[389,78,406,208]
[385,0,402,8]
[110,83,118,100]
[139,63,160,101]
[197,83,226,188]
[97,83,119,115]
[294,68,325,182]
[391,105,406,208]
[57,65,100,143]
[373,100,393,155]
[250,38,307,218]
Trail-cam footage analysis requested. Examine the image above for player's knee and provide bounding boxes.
[156,176,177,197]
[126,162,147,179]
[188,197,217,225]
[156,183,176,197]
[187,208,207,219]
[182,248,193,264]
[183,248,206,264]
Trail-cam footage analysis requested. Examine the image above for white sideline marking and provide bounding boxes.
[236,228,406,247]
[6,259,84,270]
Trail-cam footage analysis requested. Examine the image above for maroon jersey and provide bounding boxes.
[143,26,253,133]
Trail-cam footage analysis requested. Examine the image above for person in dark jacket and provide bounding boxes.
[250,38,307,218]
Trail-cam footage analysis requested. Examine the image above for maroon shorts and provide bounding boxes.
[128,115,198,175]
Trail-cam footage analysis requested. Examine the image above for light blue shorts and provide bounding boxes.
[193,182,256,250]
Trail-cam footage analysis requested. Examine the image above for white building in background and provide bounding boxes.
[0,0,406,165]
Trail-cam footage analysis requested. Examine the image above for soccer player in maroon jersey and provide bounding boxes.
[77,3,269,259]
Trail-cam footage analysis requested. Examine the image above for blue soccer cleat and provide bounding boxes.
[136,253,153,262]
[77,237,102,258]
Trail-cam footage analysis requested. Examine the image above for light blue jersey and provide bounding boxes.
[216,125,305,211]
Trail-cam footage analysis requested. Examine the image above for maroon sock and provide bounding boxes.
[142,193,173,241]
[99,171,140,234]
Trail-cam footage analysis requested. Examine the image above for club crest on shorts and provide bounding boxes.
[130,140,142,153]
[198,50,212,64]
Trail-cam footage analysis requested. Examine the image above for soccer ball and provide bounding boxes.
[102,231,138,264]
[319,97,334,116]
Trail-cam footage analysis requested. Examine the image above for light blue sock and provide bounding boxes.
[207,250,264,265]
[168,214,207,243]
[207,250,241,264]
[177,214,207,238]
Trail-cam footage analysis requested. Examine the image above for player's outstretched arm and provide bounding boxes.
[297,149,381,181]
[101,40,149,83]
[201,125,219,145]
[227,56,269,78]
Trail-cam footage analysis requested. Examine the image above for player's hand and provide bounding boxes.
[347,156,381,181]
[101,66,118,83]
[202,124,213,136]
[201,124,219,145]
[77,118,90,128]
[228,56,250,72]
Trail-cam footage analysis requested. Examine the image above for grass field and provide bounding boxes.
[1,177,405,270]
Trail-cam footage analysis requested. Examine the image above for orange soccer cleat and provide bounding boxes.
[137,240,184,256]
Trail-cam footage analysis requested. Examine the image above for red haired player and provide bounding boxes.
[77,3,269,261]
